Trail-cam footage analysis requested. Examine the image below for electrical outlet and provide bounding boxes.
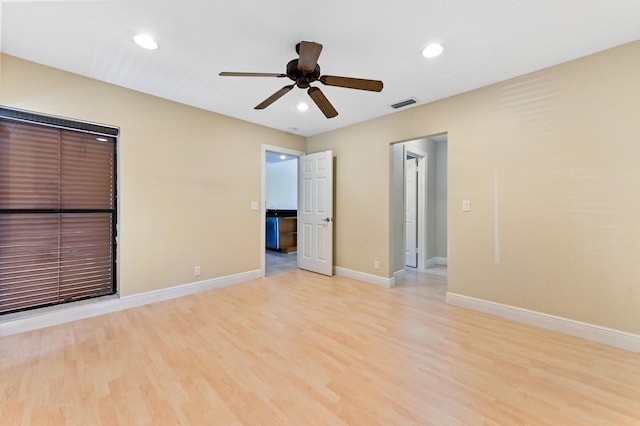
[194,266,201,276]
[374,260,380,270]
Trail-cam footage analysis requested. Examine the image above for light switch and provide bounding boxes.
[250,201,259,210]
[462,200,471,212]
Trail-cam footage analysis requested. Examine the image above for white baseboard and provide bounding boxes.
[427,257,448,267]
[446,292,640,353]
[0,269,262,337]
[334,267,395,288]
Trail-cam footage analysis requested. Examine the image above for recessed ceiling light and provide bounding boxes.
[422,43,444,58]
[133,34,158,50]
[296,102,309,112]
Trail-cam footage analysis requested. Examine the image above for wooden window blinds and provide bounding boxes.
[0,112,117,314]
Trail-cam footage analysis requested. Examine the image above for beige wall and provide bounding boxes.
[308,41,640,335]
[3,40,640,335]
[0,54,306,296]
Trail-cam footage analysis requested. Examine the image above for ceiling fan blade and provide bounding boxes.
[297,41,323,73]
[308,87,338,118]
[319,75,383,92]
[255,85,295,110]
[219,72,286,77]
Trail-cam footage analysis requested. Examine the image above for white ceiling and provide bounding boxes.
[1,1,639,137]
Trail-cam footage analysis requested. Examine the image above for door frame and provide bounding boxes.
[260,144,306,277]
[390,133,448,278]
[405,147,427,269]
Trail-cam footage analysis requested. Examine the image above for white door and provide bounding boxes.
[405,156,418,267]
[298,150,333,276]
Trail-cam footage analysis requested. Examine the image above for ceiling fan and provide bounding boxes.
[219,41,383,119]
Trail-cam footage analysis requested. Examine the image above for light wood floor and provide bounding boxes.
[1,269,640,425]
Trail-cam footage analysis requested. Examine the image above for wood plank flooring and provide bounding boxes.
[1,269,640,425]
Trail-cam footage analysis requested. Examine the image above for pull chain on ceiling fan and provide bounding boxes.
[219,41,383,119]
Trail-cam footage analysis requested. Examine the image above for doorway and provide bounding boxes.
[390,133,448,278]
[261,145,305,276]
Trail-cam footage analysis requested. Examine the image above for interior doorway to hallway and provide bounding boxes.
[390,133,448,278]
[261,145,305,277]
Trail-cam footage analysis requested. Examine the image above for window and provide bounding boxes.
[0,108,118,314]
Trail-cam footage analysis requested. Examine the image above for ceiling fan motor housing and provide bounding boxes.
[286,59,321,89]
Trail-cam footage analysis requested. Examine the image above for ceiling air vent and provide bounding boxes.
[390,98,418,109]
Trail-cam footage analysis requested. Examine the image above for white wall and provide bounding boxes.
[390,143,405,274]
[435,140,448,258]
[266,159,297,209]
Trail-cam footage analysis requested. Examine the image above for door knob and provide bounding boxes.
[322,217,332,222]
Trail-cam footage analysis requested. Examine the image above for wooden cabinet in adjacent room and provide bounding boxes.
[278,216,297,253]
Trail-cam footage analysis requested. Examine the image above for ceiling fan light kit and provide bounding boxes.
[219,41,384,118]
